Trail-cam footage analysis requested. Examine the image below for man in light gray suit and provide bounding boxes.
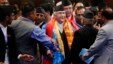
[82,7,113,64]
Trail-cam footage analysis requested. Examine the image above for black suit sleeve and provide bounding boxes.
[62,31,86,64]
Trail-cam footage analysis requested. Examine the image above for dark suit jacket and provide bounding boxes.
[62,24,98,64]
[0,27,18,64]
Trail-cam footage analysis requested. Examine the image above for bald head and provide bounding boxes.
[74,2,84,10]
[101,7,113,20]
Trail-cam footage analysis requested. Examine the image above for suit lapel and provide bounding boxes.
[7,27,10,39]
[7,27,15,45]
[7,27,12,43]
[0,28,5,38]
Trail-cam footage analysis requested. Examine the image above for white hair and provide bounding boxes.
[56,1,62,6]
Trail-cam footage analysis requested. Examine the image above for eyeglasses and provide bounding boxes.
[57,11,66,14]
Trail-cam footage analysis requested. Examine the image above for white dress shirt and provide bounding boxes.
[0,24,7,42]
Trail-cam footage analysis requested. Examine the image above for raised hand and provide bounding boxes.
[19,54,34,62]
[0,62,4,64]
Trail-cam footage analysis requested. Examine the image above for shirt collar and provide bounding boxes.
[0,23,7,28]
[20,17,34,24]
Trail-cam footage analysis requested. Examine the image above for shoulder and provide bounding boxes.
[99,23,113,37]
[74,28,84,37]
[10,20,21,28]
[101,23,113,33]
[32,26,44,34]
[74,27,88,34]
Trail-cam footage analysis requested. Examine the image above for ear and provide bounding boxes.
[46,11,50,15]
[5,16,9,21]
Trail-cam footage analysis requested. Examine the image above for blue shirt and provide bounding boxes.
[18,17,57,52]
[42,23,59,48]
[31,26,57,52]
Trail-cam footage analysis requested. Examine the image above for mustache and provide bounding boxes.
[59,16,65,19]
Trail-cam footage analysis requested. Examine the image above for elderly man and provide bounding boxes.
[82,7,113,64]
[62,10,98,64]
[62,0,81,30]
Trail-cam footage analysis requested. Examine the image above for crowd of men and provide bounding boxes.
[0,0,113,64]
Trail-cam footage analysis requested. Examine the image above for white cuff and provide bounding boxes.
[17,54,22,59]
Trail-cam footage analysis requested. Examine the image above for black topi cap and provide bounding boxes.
[62,0,72,6]
[83,10,94,19]
[55,4,64,11]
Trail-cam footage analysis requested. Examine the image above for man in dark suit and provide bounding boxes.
[62,10,98,64]
[0,5,18,64]
[0,27,16,64]
[0,5,34,64]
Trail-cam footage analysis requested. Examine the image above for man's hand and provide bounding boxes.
[51,39,57,46]
[80,52,90,61]
[0,62,4,64]
[51,39,60,52]
[93,22,101,30]
[47,50,53,58]
[80,55,85,61]
[18,54,34,62]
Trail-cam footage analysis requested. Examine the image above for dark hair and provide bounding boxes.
[36,7,45,13]
[40,3,53,15]
[90,7,98,16]
[21,3,35,17]
[0,5,15,22]
[101,7,113,20]
[12,5,20,15]
[84,1,91,7]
